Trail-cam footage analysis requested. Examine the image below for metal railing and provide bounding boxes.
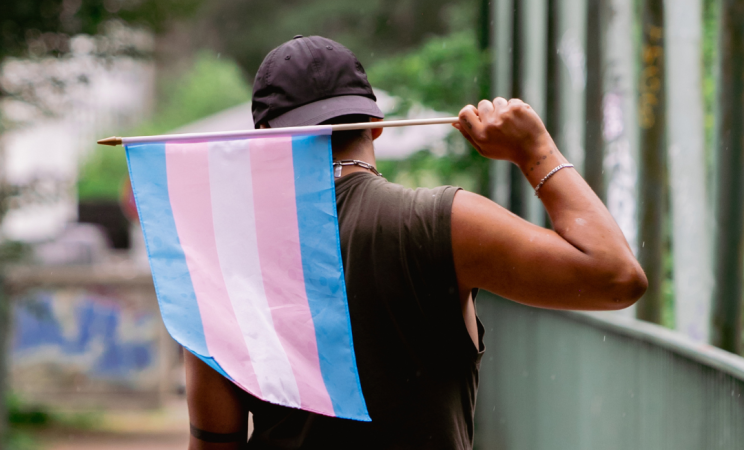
[474,293,744,450]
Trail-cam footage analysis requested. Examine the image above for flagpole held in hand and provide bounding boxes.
[96,117,460,147]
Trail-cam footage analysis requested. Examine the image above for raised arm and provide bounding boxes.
[452,98,647,310]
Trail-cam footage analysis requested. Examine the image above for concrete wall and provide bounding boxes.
[7,264,179,410]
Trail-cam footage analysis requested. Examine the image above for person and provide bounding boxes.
[183,35,647,450]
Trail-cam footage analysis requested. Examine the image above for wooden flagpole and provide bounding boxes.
[97,117,460,147]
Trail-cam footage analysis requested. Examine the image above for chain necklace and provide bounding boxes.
[333,159,382,178]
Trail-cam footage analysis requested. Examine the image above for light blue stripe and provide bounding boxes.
[291,135,370,421]
[125,143,227,378]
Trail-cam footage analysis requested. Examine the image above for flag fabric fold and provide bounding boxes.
[125,132,369,421]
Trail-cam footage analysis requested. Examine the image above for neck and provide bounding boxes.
[333,139,377,177]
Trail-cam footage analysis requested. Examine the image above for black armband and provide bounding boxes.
[190,423,246,443]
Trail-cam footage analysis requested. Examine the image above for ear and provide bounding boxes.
[371,117,383,140]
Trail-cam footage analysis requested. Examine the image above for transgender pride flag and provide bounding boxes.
[125,130,369,421]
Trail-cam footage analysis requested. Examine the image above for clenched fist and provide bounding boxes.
[453,97,553,167]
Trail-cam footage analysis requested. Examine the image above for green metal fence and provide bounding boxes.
[474,292,744,449]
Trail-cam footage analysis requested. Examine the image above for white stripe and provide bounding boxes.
[208,139,301,407]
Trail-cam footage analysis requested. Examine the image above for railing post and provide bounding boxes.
[520,0,548,225]
[509,0,526,218]
[604,0,641,319]
[584,0,606,200]
[554,0,587,178]
[636,0,667,325]
[490,0,514,208]
[664,0,713,343]
[711,0,744,355]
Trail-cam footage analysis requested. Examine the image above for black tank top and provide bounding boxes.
[246,173,484,450]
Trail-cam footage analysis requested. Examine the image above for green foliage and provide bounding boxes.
[368,31,491,195]
[367,31,488,115]
[6,431,38,450]
[76,146,130,202]
[0,241,32,264]
[192,0,479,76]
[0,0,202,60]
[139,51,252,135]
[377,144,489,195]
[7,395,51,427]
[5,393,101,450]
[77,52,251,201]
[5,394,46,450]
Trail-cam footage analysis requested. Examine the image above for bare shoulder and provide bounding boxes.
[451,189,645,310]
[451,190,555,286]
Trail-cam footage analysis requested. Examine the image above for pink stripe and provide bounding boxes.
[250,137,334,415]
[166,142,262,396]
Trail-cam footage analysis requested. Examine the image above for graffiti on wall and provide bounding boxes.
[11,288,160,392]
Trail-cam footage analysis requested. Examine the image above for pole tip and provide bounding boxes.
[97,136,122,146]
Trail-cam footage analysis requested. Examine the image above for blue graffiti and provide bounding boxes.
[12,291,155,380]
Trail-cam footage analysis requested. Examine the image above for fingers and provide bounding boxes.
[506,98,528,111]
[458,105,481,134]
[453,117,483,154]
[478,99,495,117]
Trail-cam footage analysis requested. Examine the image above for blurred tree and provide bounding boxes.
[711,0,744,355]
[636,0,667,325]
[189,0,478,77]
[367,31,487,114]
[0,2,201,447]
[368,31,490,195]
[0,0,201,61]
[78,51,252,201]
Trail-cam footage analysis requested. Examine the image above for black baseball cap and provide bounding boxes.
[252,35,384,128]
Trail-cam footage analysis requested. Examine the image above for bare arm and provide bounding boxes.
[452,98,647,310]
[184,350,249,449]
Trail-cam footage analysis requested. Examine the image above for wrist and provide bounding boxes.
[515,134,558,171]
[516,139,569,188]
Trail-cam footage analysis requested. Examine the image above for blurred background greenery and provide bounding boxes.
[69,0,494,204]
[1,2,495,448]
[1,0,743,449]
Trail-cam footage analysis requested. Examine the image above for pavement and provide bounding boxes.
[36,397,190,450]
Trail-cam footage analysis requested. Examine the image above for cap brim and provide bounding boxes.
[267,95,384,128]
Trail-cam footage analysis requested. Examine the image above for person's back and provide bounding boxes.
[182,35,647,450]
[245,173,481,449]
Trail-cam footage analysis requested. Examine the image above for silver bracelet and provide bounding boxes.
[534,163,574,197]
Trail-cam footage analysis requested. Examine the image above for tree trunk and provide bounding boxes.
[636,0,667,325]
[583,0,605,199]
[711,0,744,354]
